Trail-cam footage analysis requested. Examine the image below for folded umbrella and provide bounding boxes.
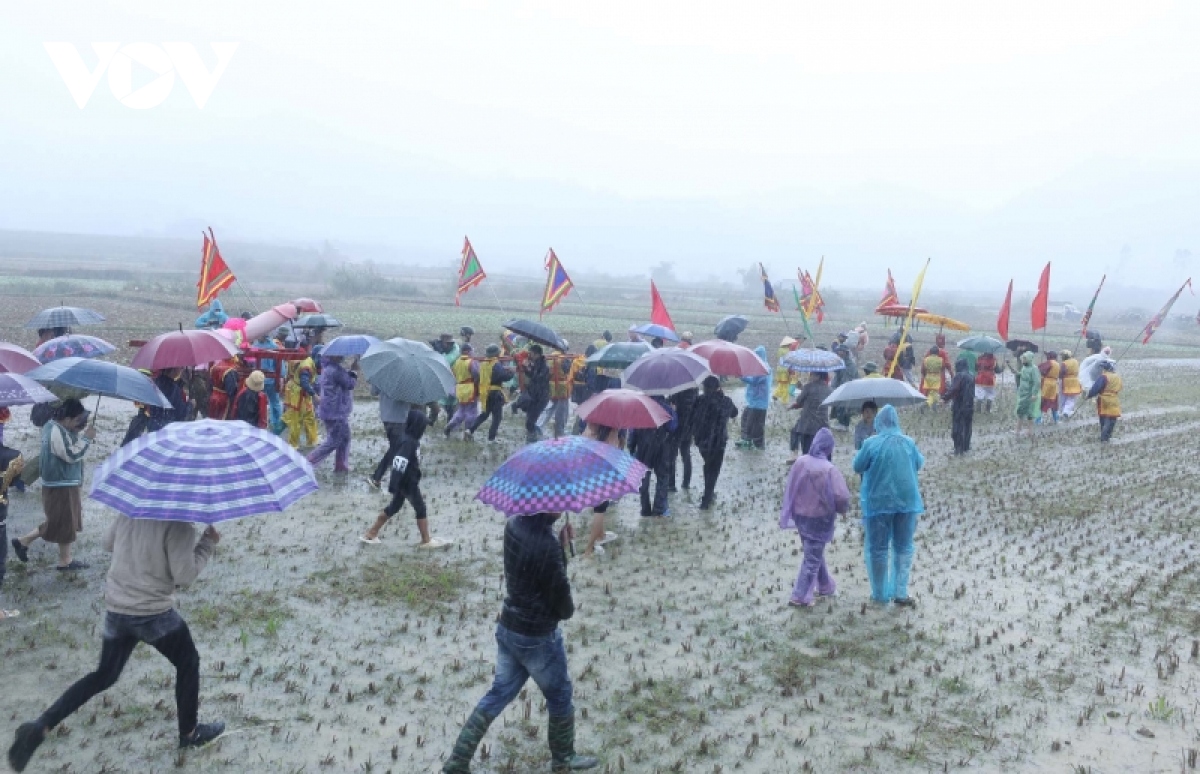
[24,306,105,329]
[576,388,670,429]
[714,315,748,342]
[26,357,172,409]
[0,373,58,408]
[502,319,568,351]
[631,323,679,342]
[821,377,926,410]
[0,343,41,374]
[33,335,115,364]
[688,340,769,377]
[293,313,343,329]
[90,420,318,524]
[361,340,454,404]
[244,303,299,342]
[131,330,240,371]
[322,334,382,358]
[956,336,1007,355]
[782,349,846,374]
[476,436,648,517]
[621,348,710,396]
[586,341,652,369]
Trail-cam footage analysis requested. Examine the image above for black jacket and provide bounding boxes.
[499,514,574,636]
[670,387,698,440]
[148,374,188,429]
[627,399,679,469]
[234,389,264,426]
[692,390,738,454]
[524,357,550,405]
[944,360,975,417]
[388,410,426,493]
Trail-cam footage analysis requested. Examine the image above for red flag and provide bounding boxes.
[1140,278,1192,344]
[997,279,1013,341]
[649,281,675,330]
[197,228,236,308]
[455,236,486,306]
[1030,262,1050,331]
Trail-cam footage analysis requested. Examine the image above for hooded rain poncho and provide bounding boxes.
[851,405,925,518]
[1015,352,1039,420]
[780,428,850,534]
[740,346,771,410]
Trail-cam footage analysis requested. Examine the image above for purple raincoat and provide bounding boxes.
[316,360,357,422]
[779,428,850,536]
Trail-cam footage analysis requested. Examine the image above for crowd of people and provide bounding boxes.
[0,307,1129,773]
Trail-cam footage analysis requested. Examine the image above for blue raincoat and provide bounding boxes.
[194,299,229,329]
[740,346,770,410]
[851,405,924,518]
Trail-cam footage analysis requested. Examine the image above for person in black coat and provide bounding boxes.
[120,369,191,447]
[521,345,551,443]
[627,397,678,516]
[668,387,698,491]
[691,376,739,510]
[440,512,598,773]
[360,410,448,548]
[942,357,975,455]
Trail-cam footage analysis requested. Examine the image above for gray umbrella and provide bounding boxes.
[820,377,925,410]
[360,340,454,404]
[293,314,343,329]
[24,306,105,329]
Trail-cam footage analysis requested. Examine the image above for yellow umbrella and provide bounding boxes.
[915,313,971,332]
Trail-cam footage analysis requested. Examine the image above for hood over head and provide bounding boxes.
[754,345,767,360]
[1020,352,1035,366]
[808,427,835,461]
[874,404,902,435]
[955,357,969,374]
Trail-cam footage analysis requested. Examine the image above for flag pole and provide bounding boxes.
[487,283,511,320]
[234,280,260,317]
[887,258,931,380]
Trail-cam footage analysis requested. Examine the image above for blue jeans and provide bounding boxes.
[265,385,284,435]
[863,512,918,602]
[474,625,573,718]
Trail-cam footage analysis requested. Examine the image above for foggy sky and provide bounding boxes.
[2,1,1199,293]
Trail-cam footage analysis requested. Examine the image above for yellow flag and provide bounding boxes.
[888,258,931,378]
[804,256,824,319]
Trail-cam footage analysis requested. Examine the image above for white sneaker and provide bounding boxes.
[419,537,452,549]
[595,531,619,546]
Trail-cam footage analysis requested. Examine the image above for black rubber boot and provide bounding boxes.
[442,709,494,773]
[548,713,599,771]
[7,722,45,773]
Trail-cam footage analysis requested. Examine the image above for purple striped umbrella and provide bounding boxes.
[0,373,58,408]
[476,436,648,517]
[620,347,710,396]
[90,420,318,524]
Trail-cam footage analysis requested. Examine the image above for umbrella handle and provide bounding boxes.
[92,394,101,427]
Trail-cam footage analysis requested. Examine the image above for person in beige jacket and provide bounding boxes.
[7,517,226,772]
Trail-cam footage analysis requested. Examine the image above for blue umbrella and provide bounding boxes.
[322,334,381,358]
[782,349,845,373]
[24,306,105,329]
[26,357,172,409]
[32,335,115,364]
[631,323,679,342]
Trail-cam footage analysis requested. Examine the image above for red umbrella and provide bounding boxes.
[244,303,299,342]
[292,297,324,314]
[576,388,670,429]
[688,340,769,377]
[131,330,240,370]
[0,343,41,374]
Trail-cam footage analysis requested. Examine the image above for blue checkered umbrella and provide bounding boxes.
[782,349,845,373]
[24,306,105,329]
[476,436,648,517]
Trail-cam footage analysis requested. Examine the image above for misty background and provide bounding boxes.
[1,1,1199,305]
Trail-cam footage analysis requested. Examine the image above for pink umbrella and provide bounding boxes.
[131,330,240,371]
[576,388,670,429]
[291,297,324,314]
[244,303,299,342]
[0,343,41,374]
[688,340,769,377]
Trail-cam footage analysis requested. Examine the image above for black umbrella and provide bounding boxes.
[502,319,567,351]
[293,314,343,329]
[1005,339,1039,354]
[714,315,748,342]
[24,306,105,329]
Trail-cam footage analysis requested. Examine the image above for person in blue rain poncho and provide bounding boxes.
[851,405,925,607]
[736,346,770,449]
[194,300,228,329]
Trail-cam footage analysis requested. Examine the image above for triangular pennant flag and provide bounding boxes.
[650,281,675,330]
[455,237,487,306]
[197,227,236,308]
[876,269,899,311]
[997,280,1013,341]
[541,248,574,318]
[1140,279,1192,344]
[760,264,780,313]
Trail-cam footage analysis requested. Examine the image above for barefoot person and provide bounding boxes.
[581,422,622,556]
[780,428,850,608]
[11,399,94,571]
[6,517,225,772]
[361,410,448,548]
[441,512,598,773]
[852,405,925,607]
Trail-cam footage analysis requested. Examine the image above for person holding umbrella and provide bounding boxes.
[780,427,850,608]
[692,376,739,511]
[627,396,678,517]
[307,356,357,474]
[852,405,925,607]
[11,399,95,572]
[736,346,770,449]
[119,368,189,448]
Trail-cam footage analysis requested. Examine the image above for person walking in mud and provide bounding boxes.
[521,345,551,443]
[692,376,739,511]
[306,355,357,475]
[1085,359,1122,442]
[1014,351,1039,438]
[440,511,599,773]
[943,356,975,454]
[7,516,225,772]
[780,428,850,608]
[852,405,925,607]
[0,441,24,622]
[360,410,448,548]
[788,372,831,456]
[467,344,513,443]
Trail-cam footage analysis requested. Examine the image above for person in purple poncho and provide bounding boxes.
[779,427,850,608]
[306,355,358,474]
